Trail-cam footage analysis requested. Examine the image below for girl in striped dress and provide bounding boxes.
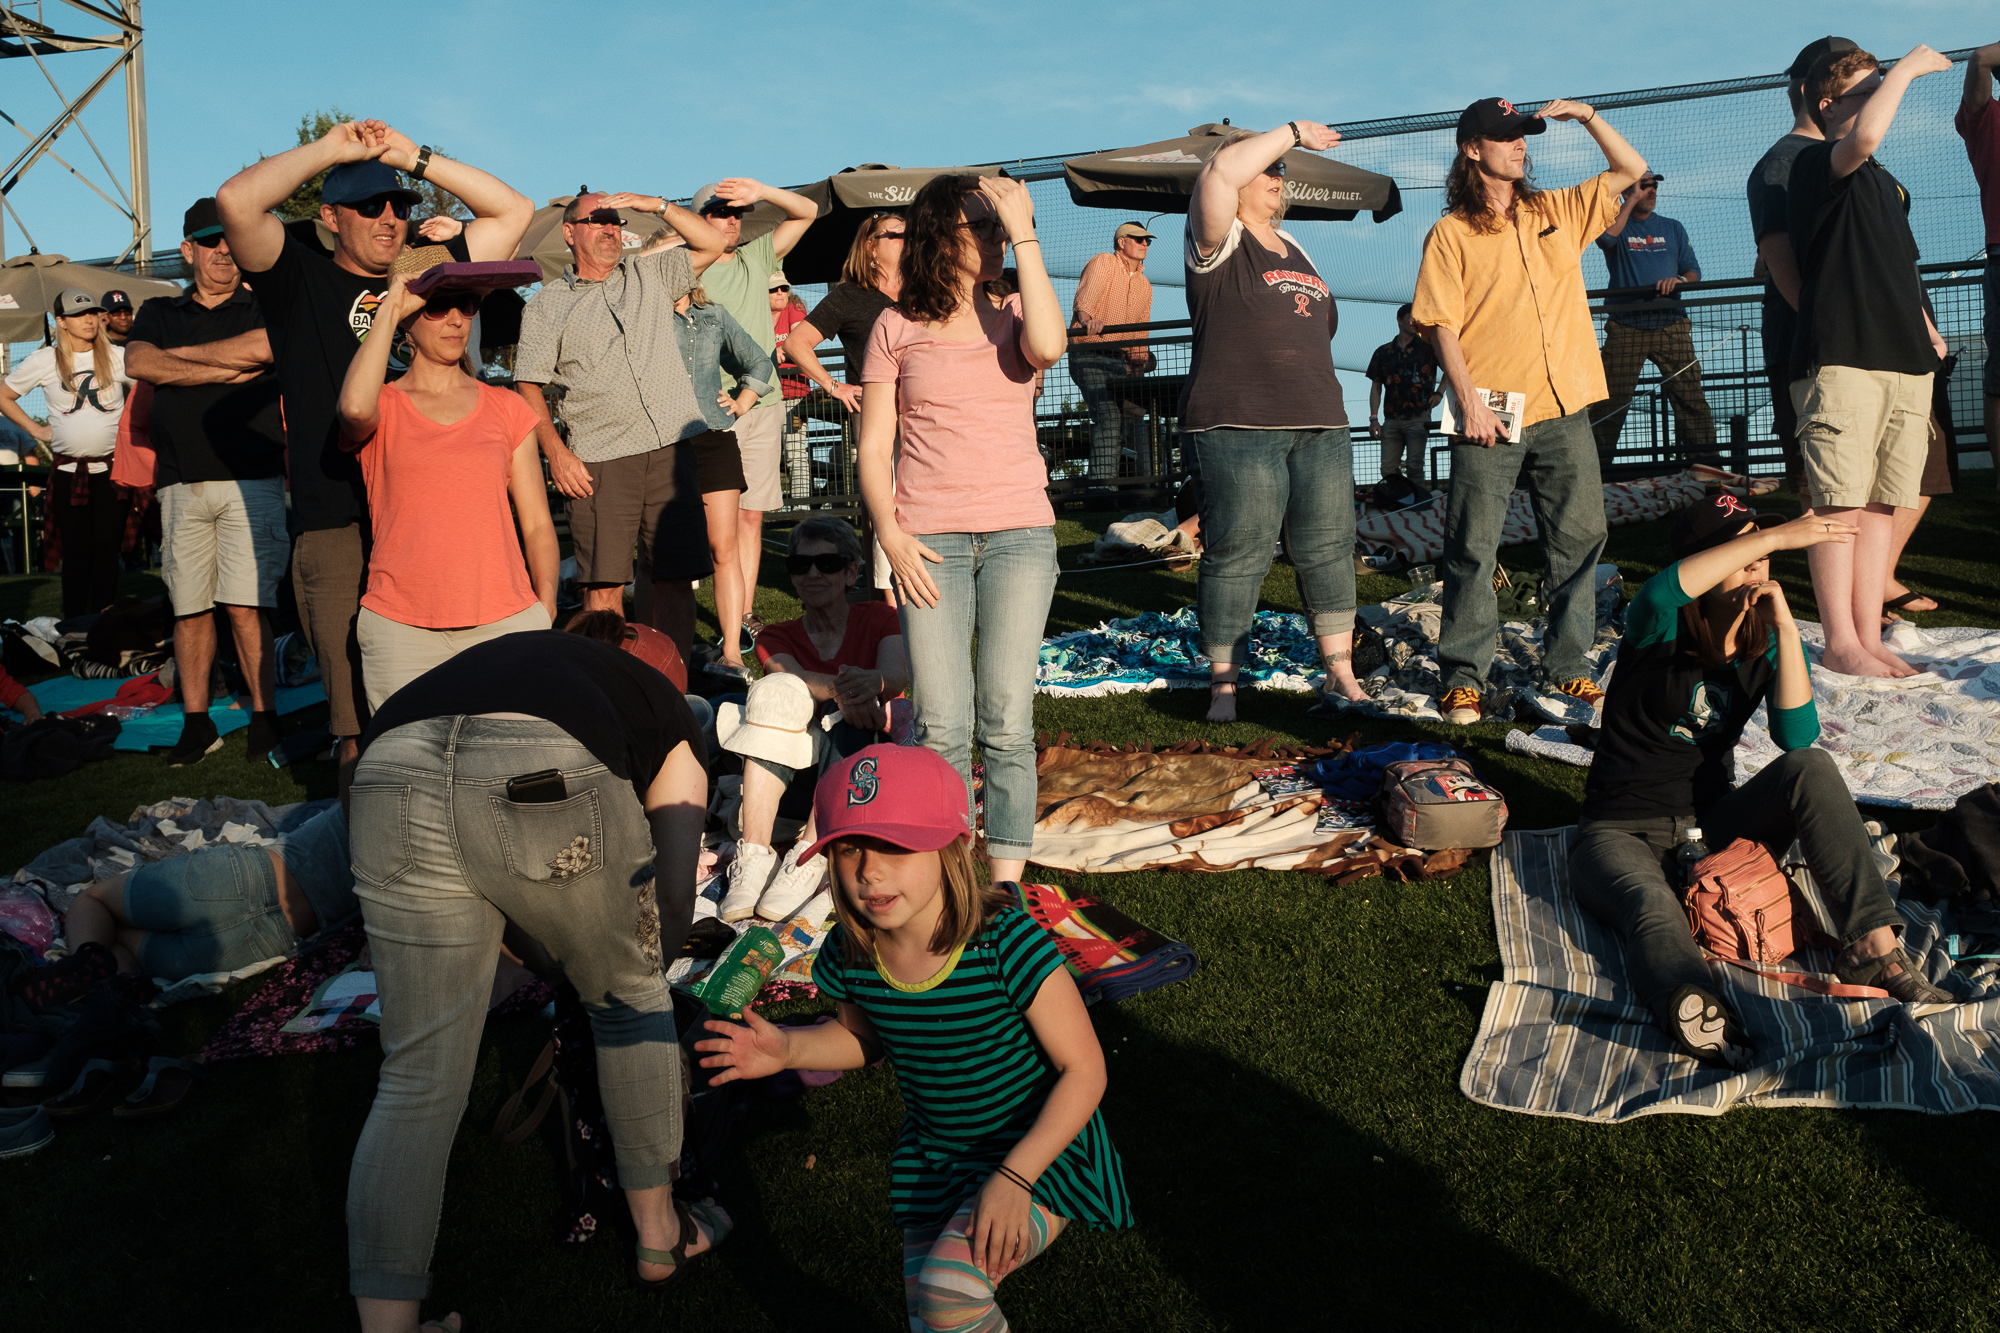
[698,742,1133,1330]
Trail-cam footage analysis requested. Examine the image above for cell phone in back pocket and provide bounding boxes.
[505,769,568,804]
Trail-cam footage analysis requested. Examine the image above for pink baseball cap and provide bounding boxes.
[799,744,971,861]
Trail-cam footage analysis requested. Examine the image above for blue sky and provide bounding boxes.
[6,0,1979,265]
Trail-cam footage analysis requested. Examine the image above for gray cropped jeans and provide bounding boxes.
[345,716,682,1301]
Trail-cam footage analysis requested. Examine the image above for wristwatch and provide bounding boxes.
[411,145,433,182]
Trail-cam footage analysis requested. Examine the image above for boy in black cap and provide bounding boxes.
[1745,36,1858,491]
[1411,93,1646,726]
[214,120,533,779]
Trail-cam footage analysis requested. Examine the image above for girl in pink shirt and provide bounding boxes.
[859,175,1067,886]
[338,266,559,709]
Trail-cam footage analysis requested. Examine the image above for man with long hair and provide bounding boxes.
[1412,96,1646,726]
[1785,44,1954,679]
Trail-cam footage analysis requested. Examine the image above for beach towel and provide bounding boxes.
[1460,827,2000,1122]
[1356,471,1706,567]
[8,672,327,751]
[1015,882,1198,1004]
[1031,738,1474,881]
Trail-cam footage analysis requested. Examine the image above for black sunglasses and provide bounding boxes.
[1260,159,1288,178]
[702,204,754,219]
[769,284,791,294]
[421,292,482,319]
[187,233,227,249]
[345,196,413,221]
[786,552,850,575]
[1126,236,1154,245]
[572,210,625,227]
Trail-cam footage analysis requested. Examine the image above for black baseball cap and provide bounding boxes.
[183,197,224,240]
[100,289,133,313]
[1669,494,1785,560]
[1456,97,1547,145]
[1787,36,1859,83]
[320,160,421,210]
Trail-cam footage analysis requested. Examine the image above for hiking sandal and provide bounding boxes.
[633,1197,732,1292]
[1665,984,1755,1070]
[110,1056,200,1121]
[1835,946,1953,1005]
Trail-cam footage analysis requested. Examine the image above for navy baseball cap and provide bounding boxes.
[1457,97,1547,145]
[320,160,421,210]
[1669,494,1785,560]
[100,289,133,313]
[1787,36,1858,83]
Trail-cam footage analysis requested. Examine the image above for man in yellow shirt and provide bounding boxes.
[1413,96,1647,725]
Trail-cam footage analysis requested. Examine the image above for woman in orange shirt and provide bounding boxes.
[337,261,558,710]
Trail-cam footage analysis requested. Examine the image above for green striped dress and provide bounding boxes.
[812,906,1135,1231]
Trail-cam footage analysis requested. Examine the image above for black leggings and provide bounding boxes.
[51,467,127,618]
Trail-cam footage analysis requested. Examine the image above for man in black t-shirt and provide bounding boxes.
[126,197,287,767]
[1746,36,1856,490]
[1786,44,1952,681]
[215,119,532,773]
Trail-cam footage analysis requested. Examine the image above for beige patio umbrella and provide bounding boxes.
[1064,124,1402,223]
[0,254,180,343]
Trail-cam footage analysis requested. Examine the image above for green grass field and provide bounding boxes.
[5,475,2000,1331]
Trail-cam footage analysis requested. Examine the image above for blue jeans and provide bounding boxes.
[1189,427,1357,668]
[346,717,682,1300]
[1069,349,1128,478]
[1437,408,1606,693]
[123,846,298,981]
[896,528,1058,856]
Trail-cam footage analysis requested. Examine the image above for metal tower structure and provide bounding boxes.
[0,0,149,272]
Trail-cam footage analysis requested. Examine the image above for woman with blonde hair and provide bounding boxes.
[0,289,134,615]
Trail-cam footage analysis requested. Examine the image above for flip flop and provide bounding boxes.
[110,1056,200,1121]
[45,1057,136,1119]
[1883,591,1939,615]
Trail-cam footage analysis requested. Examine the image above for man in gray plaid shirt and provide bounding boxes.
[515,191,728,651]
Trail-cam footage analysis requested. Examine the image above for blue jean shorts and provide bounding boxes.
[123,845,298,981]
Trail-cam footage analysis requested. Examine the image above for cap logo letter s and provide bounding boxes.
[847,757,879,807]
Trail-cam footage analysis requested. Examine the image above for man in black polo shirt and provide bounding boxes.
[1787,43,1953,680]
[215,117,531,777]
[126,198,286,765]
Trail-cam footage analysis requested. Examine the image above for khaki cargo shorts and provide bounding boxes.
[1790,366,1933,510]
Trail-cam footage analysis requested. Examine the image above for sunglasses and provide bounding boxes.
[786,552,850,575]
[571,210,625,228]
[187,232,227,249]
[1260,159,1288,178]
[1125,235,1154,245]
[703,205,754,219]
[769,284,791,294]
[420,292,482,319]
[958,216,1008,240]
[876,230,907,242]
[345,196,413,221]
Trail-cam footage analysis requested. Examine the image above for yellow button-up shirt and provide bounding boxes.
[1412,173,1621,430]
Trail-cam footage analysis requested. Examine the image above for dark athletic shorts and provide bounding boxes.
[688,427,747,496]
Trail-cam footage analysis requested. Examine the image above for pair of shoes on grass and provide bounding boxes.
[1438,677,1603,727]
[720,842,829,923]
[46,1055,199,1121]
[164,710,281,767]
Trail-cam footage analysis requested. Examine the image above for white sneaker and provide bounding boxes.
[721,842,776,922]
[758,847,829,923]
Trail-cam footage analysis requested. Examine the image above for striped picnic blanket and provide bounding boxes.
[1460,827,2000,1121]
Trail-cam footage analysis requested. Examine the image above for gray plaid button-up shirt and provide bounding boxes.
[515,248,708,463]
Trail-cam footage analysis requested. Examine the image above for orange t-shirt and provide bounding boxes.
[356,382,540,629]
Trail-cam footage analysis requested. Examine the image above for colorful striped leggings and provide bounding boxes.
[902,1203,1066,1332]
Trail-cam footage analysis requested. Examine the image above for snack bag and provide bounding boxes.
[679,926,784,1017]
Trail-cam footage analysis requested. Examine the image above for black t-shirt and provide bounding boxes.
[1581,567,1818,822]
[1180,221,1345,432]
[362,631,706,801]
[804,282,894,384]
[1786,142,1938,381]
[126,287,285,486]
[1746,132,1814,375]
[245,234,469,532]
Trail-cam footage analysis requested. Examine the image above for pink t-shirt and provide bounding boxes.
[861,293,1053,537]
[354,382,541,629]
[1957,98,2000,244]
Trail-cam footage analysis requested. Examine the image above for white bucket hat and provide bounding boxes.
[715,673,817,770]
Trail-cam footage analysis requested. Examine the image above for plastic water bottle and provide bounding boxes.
[1676,826,1712,887]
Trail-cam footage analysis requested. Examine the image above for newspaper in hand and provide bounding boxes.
[1439,385,1525,442]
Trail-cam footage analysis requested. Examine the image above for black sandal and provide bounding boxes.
[633,1198,731,1292]
[1835,946,1953,1005]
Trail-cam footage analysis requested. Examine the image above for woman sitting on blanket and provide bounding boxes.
[64,805,353,982]
[716,515,907,924]
[1571,495,1952,1070]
